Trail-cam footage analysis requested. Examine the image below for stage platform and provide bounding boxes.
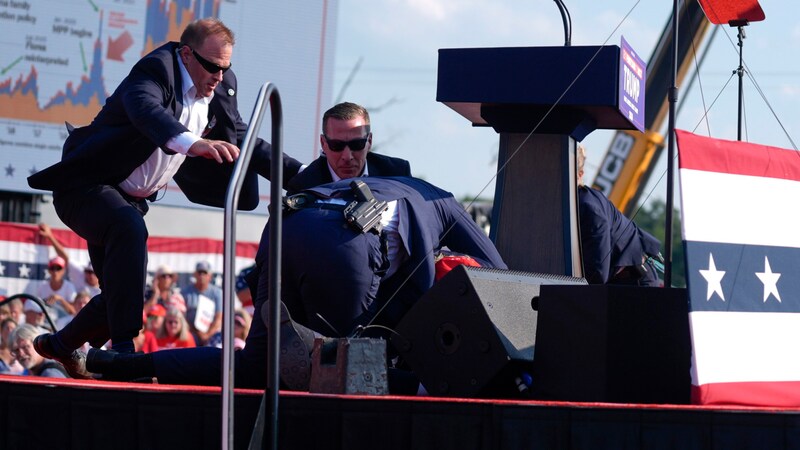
[2,375,800,450]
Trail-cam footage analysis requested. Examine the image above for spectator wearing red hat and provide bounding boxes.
[145,304,166,334]
[24,256,78,321]
[37,223,101,297]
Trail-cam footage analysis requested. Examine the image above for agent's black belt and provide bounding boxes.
[113,185,154,203]
[283,181,387,235]
[282,193,347,212]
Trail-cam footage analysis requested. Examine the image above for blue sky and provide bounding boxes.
[332,0,800,206]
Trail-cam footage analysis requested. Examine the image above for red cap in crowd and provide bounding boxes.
[147,304,167,317]
[48,256,66,269]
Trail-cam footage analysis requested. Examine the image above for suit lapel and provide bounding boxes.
[365,153,376,176]
[205,100,222,138]
[171,46,184,120]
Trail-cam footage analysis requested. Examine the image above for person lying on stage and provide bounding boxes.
[577,145,663,286]
[83,176,507,392]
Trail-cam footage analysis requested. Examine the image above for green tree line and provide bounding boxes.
[632,199,686,287]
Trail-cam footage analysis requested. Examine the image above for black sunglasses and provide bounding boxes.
[323,133,371,152]
[191,48,231,74]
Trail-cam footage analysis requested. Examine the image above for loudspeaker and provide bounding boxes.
[392,265,585,397]
[532,285,691,404]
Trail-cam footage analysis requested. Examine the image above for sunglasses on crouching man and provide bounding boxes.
[189,47,231,74]
[323,133,372,152]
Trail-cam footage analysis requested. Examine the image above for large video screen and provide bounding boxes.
[0,0,337,211]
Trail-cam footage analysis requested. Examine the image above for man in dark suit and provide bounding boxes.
[286,102,411,193]
[85,177,506,391]
[276,176,506,335]
[27,18,302,377]
[577,146,662,286]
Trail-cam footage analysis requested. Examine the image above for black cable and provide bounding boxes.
[0,293,58,333]
[690,72,736,134]
[679,25,720,136]
[712,16,798,150]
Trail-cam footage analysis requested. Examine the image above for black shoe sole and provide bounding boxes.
[263,301,312,390]
[279,321,311,391]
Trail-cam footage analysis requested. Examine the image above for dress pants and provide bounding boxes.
[52,184,149,349]
[276,207,387,336]
[151,261,273,387]
[150,206,386,387]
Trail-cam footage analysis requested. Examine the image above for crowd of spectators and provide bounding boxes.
[0,223,252,379]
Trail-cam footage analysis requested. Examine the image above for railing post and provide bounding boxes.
[221,82,282,450]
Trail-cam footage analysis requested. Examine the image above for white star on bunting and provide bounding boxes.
[19,263,31,279]
[699,253,725,301]
[755,256,781,303]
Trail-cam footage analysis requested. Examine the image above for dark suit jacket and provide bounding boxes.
[578,186,661,284]
[27,42,302,210]
[285,152,411,194]
[299,176,507,325]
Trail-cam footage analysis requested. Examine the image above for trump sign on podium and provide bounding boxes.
[618,36,645,133]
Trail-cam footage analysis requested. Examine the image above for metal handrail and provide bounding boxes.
[221,82,283,450]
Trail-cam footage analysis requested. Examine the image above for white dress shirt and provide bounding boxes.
[119,51,209,198]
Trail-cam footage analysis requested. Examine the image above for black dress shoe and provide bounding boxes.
[261,301,314,391]
[85,348,118,374]
[33,334,93,379]
[86,348,150,381]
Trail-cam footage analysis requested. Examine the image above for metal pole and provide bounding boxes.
[664,0,680,287]
[736,26,745,141]
[221,82,281,450]
[266,87,284,450]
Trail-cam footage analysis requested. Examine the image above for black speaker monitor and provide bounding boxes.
[532,284,691,404]
[393,265,585,398]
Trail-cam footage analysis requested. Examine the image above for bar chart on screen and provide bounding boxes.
[0,0,221,193]
[0,0,335,213]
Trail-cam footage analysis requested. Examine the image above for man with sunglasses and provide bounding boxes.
[27,18,303,378]
[286,102,411,193]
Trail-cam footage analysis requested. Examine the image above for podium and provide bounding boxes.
[437,46,641,275]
